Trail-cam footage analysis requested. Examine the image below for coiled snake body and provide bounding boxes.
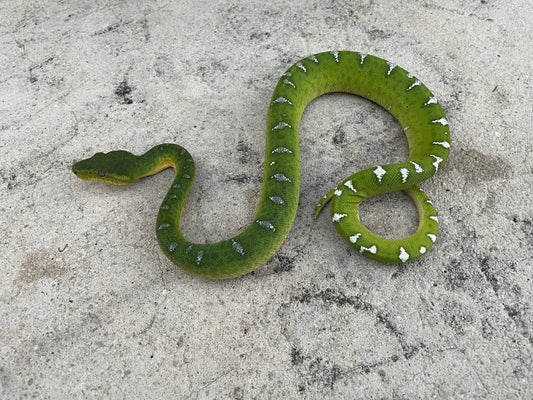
[72,51,450,279]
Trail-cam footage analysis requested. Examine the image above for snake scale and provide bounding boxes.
[72,51,450,279]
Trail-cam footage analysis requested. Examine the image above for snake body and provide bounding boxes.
[72,51,450,279]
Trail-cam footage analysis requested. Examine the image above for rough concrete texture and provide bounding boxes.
[1,0,532,399]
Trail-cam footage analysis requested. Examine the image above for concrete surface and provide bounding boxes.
[1,0,532,399]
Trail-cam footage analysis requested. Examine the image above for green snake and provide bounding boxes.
[72,51,450,279]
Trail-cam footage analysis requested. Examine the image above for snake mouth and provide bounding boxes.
[72,165,131,185]
[71,166,90,181]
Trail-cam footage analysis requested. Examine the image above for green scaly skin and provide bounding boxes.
[72,51,450,279]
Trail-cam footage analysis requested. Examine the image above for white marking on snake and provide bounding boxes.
[232,239,244,256]
[424,96,438,106]
[296,62,307,72]
[334,189,342,197]
[273,96,292,105]
[429,216,439,223]
[419,246,426,254]
[271,122,292,131]
[359,53,367,64]
[307,55,319,63]
[196,250,204,265]
[160,204,170,210]
[407,79,421,91]
[344,180,357,193]
[373,166,386,183]
[400,168,410,183]
[407,72,415,78]
[269,196,284,204]
[432,117,448,126]
[256,220,275,231]
[426,200,433,205]
[410,161,424,173]
[427,234,437,243]
[168,242,178,252]
[272,147,293,153]
[360,245,377,254]
[386,61,397,75]
[433,141,450,148]
[429,154,443,171]
[282,72,291,77]
[283,79,296,88]
[173,184,181,188]
[272,173,291,182]
[330,51,339,63]
[270,161,276,166]
[349,233,361,243]
[158,223,170,230]
[183,174,191,178]
[399,247,410,262]
[332,213,348,222]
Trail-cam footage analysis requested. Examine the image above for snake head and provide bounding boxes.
[72,150,140,185]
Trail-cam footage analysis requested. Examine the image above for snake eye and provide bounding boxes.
[97,170,106,177]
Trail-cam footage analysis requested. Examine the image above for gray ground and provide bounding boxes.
[1,0,532,399]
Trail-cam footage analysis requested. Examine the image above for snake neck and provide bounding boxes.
[136,144,189,179]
